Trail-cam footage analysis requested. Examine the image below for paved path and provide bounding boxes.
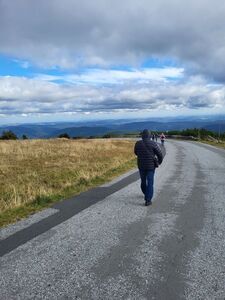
[1,141,225,300]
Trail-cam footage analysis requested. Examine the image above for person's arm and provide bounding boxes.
[153,143,163,164]
[134,142,138,156]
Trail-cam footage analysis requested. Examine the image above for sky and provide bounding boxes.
[1,0,225,125]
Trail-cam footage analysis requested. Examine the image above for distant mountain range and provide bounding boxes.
[0,115,225,138]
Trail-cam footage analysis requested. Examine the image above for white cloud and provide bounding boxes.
[0,74,224,116]
[13,59,30,69]
[36,67,183,85]
[66,67,183,85]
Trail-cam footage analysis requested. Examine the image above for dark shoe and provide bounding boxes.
[145,201,152,206]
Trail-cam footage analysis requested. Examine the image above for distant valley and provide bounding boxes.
[0,115,225,138]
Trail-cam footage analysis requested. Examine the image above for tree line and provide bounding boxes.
[0,130,28,140]
[166,128,225,139]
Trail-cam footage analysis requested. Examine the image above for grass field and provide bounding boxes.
[200,140,225,149]
[0,138,136,227]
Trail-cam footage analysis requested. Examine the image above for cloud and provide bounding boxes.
[1,0,225,81]
[0,75,224,115]
[36,67,184,85]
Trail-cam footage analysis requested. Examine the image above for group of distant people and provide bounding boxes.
[151,132,166,145]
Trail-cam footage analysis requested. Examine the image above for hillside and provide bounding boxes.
[0,116,224,138]
[52,126,112,137]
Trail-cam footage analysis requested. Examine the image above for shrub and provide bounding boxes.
[22,134,28,140]
[0,130,18,140]
[58,133,70,139]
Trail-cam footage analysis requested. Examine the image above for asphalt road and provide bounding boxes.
[0,140,225,300]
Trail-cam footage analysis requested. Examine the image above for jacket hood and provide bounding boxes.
[141,129,150,139]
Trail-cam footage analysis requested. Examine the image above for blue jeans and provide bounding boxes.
[139,169,155,202]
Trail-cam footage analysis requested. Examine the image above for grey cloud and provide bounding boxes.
[186,96,210,108]
[1,0,225,80]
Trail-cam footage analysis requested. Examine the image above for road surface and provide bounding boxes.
[0,140,225,300]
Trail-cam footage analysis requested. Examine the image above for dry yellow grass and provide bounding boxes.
[0,138,136,214]
[200,140,225,149]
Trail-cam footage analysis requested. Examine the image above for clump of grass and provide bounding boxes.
[0,139,136,227]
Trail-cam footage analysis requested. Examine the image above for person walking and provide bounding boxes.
[134,129,163,206]
[160,132,165,146]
